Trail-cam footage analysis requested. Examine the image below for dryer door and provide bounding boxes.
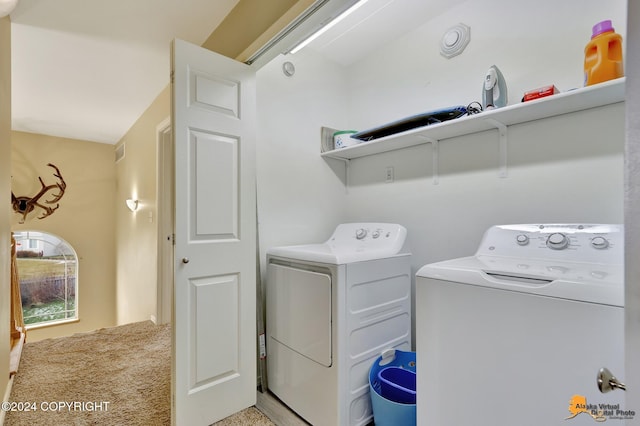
[267,263,332,367]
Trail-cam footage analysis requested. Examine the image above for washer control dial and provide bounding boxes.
[372,230,381,239]
[515,234,529,246]
[355,228,367,240]
[591,236,609,249]
[546,232,569,250]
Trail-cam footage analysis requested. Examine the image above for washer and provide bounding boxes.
[416,224,624,426]
[266,223,411,426]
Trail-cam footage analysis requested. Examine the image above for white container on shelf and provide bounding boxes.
[333,130,359,149]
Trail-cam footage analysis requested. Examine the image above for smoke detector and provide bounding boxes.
[440,23,471,59]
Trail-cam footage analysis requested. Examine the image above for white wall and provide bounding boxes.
[256,52,350,263]
[257,0,626,258]
[346,105,624,261]
[256,0,627,346]
[344,0,627,342]
[346,0,627,130]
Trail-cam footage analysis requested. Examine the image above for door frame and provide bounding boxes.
[156,117,173,325]
[625,0,640,414]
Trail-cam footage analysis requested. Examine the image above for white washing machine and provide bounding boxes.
[266,223,412,426]
[416,224,625,426]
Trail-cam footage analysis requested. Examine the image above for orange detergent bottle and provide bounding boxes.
[584,20,624,86]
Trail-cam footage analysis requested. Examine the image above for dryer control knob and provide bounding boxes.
[516,234,529,246]
[355,228,367,240]
[546,232,569,250]
[591,236,609,249]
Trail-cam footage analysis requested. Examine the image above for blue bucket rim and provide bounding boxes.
[378,366,417,395]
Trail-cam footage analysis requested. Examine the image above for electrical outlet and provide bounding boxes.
[385,166,394,183]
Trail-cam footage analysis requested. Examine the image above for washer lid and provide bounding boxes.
[267,223,408,264]
[416,255,623,307]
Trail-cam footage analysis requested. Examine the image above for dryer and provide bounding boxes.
[416,224,625,426]
[266,223,411,426]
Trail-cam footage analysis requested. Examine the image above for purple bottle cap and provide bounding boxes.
[592,20,614,38]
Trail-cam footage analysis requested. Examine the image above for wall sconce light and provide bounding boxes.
[125,199,138,212]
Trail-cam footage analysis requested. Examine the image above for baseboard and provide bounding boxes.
[255,390,307,426]
[9,331,26,376]
[0,375,15,425]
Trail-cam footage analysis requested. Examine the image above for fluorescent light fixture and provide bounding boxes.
[126,199,138,212]
[288,0,370,55]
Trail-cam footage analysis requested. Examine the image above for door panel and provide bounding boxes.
[191,72,239,117]
[190,130,238,239]
[172,38,256,426]
[191,274,239,387]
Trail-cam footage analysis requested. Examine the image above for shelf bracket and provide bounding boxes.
[330,157,351,193]
[485,118,508,178]
[418,135,439,185]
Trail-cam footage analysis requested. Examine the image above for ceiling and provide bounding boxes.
[10,0,240,144]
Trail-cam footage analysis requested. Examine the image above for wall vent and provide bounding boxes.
[115,143,125,163]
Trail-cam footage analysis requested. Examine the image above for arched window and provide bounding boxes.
[12,231,78,328]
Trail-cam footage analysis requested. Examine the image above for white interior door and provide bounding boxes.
[171,38,257,426]
[626,0,640,419]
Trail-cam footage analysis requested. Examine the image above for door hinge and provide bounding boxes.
[259,333,266,360]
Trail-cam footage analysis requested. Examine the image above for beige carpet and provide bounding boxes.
[5,321,274,426]
[215,406,275,425]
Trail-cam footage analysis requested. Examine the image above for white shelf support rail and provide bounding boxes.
[331,156,351,193]
[320,126,351,192]
[485,118,508,178]
[417,135,439,185]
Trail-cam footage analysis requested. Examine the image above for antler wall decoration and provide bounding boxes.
[11,163,67,224]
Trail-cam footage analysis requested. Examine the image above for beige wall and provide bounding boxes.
[1,0,303,356]
[202,0,301,60]
[115,87,169,325]
[11,131,116,341]
[0,15,12,404]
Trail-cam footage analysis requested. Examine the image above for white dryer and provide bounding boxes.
[266,223,411,426]
[416,224,625,426]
